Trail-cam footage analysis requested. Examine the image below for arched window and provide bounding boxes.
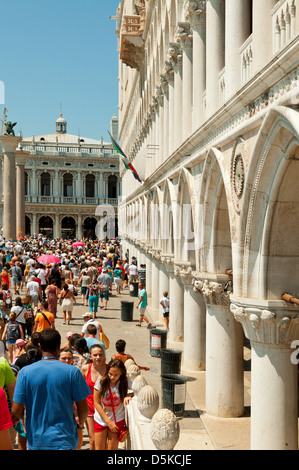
[63,173,73,197]
[41,172,51,196]
[108,175,117,198]
[86,174,95,198]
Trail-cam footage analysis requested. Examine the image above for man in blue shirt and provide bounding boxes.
[136,281,152,328]
[11,329,90,450]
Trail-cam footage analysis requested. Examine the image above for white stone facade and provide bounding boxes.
[115,0,299,449]
[0,114,121,239]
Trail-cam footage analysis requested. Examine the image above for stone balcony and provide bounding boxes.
[120,15,144,69]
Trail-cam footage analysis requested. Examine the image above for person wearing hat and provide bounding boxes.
[81,313,103,341]
[14,339,26,363]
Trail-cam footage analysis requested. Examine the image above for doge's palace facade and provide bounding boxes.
[115,0,299,449]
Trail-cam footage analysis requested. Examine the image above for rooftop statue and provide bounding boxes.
[4,121,17,136]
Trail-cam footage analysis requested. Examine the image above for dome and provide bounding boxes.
[56,113,67,134]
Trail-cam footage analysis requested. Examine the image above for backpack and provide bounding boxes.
[3,291,12,310]
[6,322,21,342]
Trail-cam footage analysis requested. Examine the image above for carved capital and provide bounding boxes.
[192,271,232,305]
[174,261,194,281]
[184,0,207,25]
[230,297,299,346]
[176,22,193,48]
[168,43,182,66]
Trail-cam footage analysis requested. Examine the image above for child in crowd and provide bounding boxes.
[111,339,149,371]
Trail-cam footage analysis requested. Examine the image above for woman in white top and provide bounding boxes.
[160,291,170,330]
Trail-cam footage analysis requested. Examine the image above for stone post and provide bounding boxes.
[16,150,29,239]
[0,136,22,240]
[231,296,299,450]
[185,0,207,130]
[176,22,193,141]
[197,273,244,417]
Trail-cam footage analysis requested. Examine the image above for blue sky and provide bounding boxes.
[0,0,120,141]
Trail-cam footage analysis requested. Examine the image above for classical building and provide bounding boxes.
[0,113,121,239]
[115,0,299,450]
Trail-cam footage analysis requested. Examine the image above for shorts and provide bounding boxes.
[94,418,126,434]
[114,278,122,287]
[129,275,137,283]
[139,307,147,316]
[163,311,169,318]
[30,294,39,304]
[81,286,87,294]
[12,277,21,286]
[100,290,109,301]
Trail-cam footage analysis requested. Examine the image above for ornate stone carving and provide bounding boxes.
[168,43,182,67]
[150,409,180,450]
[230,137,247,214]
[132,374,148,397]
[174,262,194,280]
[230,301,299,346]
[175,22,193,48]
[192,272,232,305]
[137,385,159,420]
[185,0,207,22]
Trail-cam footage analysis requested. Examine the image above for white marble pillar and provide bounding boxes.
[77,214,83,239]
[206,0,225,117]
[177,22,193,141]
[198,275,244,417]
[231,298,299,450]
[16,151,29,238]
[32,213,37,235]
[159,262,169,321]
[252,0,277,74]
[0,136,22,240]
[169,43,183,151]
[145,250,152,299]
[166,65,175,156]
[225,0,251,99]
[183,280,206,372]
[161,76,169,162]
[186,1,206,130]
[54,213,60,239]
[168,266,184,347]
[150,256,160,322]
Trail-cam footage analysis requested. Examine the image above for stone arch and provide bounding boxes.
[199,147,234,274]
[241,106,299,300]
[39,215,54,237]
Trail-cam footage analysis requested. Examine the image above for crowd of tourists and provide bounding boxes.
[0,234,168,451]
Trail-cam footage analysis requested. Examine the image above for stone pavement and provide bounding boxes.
[53,285,251,451]
[14,283,252,451]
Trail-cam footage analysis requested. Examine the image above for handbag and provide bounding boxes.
[99,331,110,350]
[108,386,129,443]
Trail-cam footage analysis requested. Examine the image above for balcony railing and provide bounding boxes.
[273,0,297,53]
[24,196,119,206]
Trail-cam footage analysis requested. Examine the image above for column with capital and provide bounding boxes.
[196,272,244,417]
[185,0,206,130]
[164,61,175,156]
[16,150,29,238]
[176,22,193,141]
[0,136,22,240]
[167,261,184,348]
[160,75,169,162]
[231,296,299,450]
[168,43,183,151]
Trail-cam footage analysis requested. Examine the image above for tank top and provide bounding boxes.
[86,363,96,415]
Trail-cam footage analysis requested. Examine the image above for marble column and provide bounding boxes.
[54,213,60,239]
[16,151,29,238]
[168,43,183,151]
[252,0,277,74]
[206,0,225,117]
[176,22,193,141]
[186,0,206,130]
[144,249,152,299]
[77,214,83,239]
[150,253,161,322]
[159,261,170,321]
[182,277,206,372]
[0,136,22,240]
[164,62,175,156]
[225,0,251,99]
[160,75,169,162]
[231,297,299,450]
[198,274,244,417]
[167,263,184,347]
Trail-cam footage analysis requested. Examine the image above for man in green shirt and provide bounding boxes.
[136,282,152,328]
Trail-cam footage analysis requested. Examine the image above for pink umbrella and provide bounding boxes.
[37,254,61,264]
[72,242,85,247]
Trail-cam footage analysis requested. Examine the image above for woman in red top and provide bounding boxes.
[0,387,13,450]
[81,344,106,450]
